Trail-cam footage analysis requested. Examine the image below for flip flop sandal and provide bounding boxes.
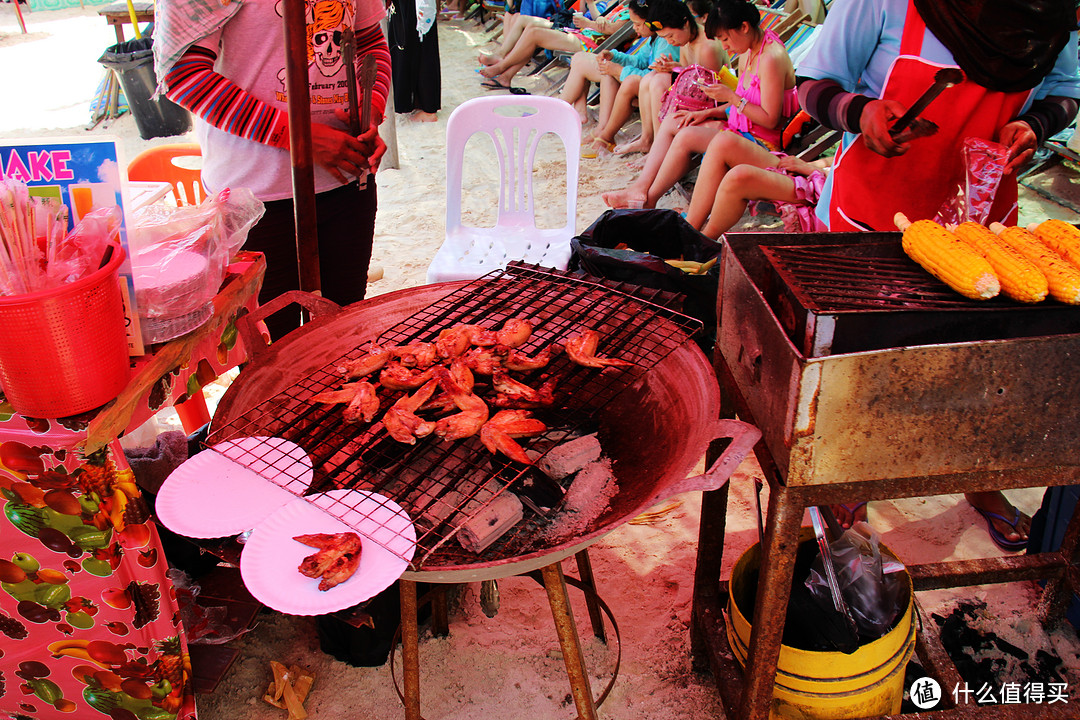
[836,501,868,528]
[480,79,530,95]
[973,506,1028,551]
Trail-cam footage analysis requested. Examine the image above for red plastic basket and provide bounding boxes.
[0,242,131,418]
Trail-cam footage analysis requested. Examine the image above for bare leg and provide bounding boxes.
[559,52,603,122]
[645,124,725,206]
[698,165,798,238]
[482,27,579,84]
[483,14,548,63]
[640,71,672,146]
[684,131,778,226]
[593,74,641,145]
[596,74,627,130]
[602,114,682,208]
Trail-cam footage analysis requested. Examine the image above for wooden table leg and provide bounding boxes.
[399,579,422,720]
[574,549,607,642]
[541,561,598,720]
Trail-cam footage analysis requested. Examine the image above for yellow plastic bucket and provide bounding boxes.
[726,529,915,720]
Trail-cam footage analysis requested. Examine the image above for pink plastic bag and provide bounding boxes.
[934,137,1011,227]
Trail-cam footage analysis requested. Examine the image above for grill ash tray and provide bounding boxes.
[727,233,1080,357]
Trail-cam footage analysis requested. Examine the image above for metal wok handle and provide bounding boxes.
[640,419,762,508]
[236,290,342,362]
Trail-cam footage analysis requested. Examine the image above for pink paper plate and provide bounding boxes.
[240,489,417,615]
[155,437,312,539]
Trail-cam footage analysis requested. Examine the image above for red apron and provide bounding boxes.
[828,0,1031,231]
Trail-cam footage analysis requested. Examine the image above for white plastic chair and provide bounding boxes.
[427,95,581,283]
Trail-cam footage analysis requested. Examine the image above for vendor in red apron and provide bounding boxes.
[794,0,1080,547]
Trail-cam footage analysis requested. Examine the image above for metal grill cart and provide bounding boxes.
[211,264,760,719]
[691,231,1080,720]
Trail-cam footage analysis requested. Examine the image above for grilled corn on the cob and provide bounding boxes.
[990,222,1080,305]
[894,213,1000,300]
[952,222,1048,303]
[1030,218,1080,270]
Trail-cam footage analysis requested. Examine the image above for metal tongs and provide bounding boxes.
[341,30,378,183]
[808,506,860,645]
[889,67,964,142]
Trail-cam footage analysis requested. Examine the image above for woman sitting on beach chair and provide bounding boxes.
[558,0,674,130]
[589,0,725,156]
[479,0,628,91]
[583,0,722,156]
[603,0,797,207]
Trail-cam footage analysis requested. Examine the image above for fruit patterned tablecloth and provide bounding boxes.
[1,440,193,720]
[0,253,266,720]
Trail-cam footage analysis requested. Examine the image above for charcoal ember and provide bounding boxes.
[536,433,601,481]
[0,612,28,639]
[126,581,161,629]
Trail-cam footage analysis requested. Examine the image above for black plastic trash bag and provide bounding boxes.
[99,37,192,140]
[569,209,723,349]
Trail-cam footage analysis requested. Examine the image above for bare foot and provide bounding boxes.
[966,491,1031,550]
[478,53,499,66]
[412,110,438,122]
[613,137,651,155]
[479,65,499,79]
[830,502,868,530]
[602,188,647,209]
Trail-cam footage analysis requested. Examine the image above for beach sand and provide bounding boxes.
[3,7,1079,719]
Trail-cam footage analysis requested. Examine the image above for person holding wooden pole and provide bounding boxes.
[154,0,391,339]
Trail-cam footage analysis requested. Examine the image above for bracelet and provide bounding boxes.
[738,97,748,112]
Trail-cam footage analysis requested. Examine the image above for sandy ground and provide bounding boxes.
[3,7,1080,720]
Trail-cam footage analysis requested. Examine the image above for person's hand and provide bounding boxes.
[700,82,736,104]
[776,155,821,176]
[572,12,589,29]
[650,55,676,73]
[998,120,1037,174]
[859,98,912,158]
[359,120,387,175]
[676,108,711,128]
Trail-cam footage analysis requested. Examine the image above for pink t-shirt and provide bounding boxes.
[194,0,385,201]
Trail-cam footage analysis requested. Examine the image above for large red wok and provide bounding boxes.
[214,283,760,582]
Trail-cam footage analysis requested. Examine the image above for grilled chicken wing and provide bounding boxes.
[294,532,363,591]
[563,330,636,369]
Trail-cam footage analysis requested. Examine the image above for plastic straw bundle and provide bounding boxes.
[0,179,118,297]
[0,179,68,296]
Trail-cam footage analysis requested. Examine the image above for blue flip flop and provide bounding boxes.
[973,506,1028,551]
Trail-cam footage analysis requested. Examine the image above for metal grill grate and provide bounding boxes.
[761,243,996,311]
[206,263,701,570]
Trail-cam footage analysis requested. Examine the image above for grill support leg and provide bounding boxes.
[574,549,607,642]
[738,484,805,720]
[542,561,599,720]
[399,579,422,720]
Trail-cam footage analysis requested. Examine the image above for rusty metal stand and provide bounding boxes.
[690,355,1080,720]
[396,554,613,720]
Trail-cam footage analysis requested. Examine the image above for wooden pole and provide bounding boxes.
[281,0,322,294]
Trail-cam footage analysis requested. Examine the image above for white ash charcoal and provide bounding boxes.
[537,434,602,480]
[544,458,618,540]
[458,492,524,554]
